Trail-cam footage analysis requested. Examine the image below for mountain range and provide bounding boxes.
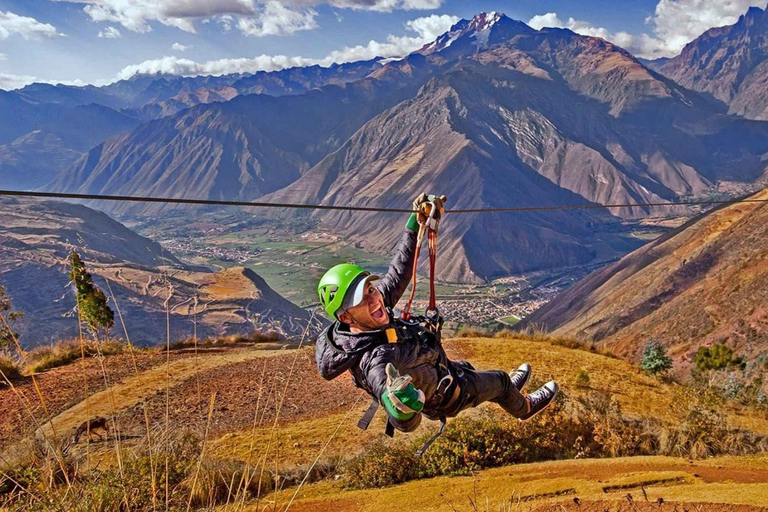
[3,8,768,283]
[0,59,384,193]
[0,198,321,347]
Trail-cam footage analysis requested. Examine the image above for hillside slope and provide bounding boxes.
[518,188,768,364]
[3,338,767,509]
[0,199,321,346]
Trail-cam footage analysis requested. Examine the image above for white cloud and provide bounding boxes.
[97,25,121,38]
[237,2,317,36]
[55,0,443,35]
[528,12,644,53]
[529,1,768,59]
[326,0,443,11]
[0,73,85,91]
[0,52,6,61]
[171,42,191,51]
[648,0,768,55]
[0,10,62,40]
[406,13,456,39]
[115,13,458,80]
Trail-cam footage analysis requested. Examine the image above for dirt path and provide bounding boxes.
[37,346,289,439]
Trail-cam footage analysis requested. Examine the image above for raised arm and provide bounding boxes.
[376,194,446,309]
[376,225,418,309]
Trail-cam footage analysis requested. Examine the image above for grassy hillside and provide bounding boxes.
[1,336,767,510]
[520,188,768,367]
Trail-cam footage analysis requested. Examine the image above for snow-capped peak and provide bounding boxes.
[416,12,533,56]
[469,11,503,32]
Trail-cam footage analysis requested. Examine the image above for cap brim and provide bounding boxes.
[341,274,380,311]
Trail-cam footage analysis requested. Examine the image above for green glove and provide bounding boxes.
[381,363,425,421]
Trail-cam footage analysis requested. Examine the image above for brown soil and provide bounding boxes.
[113,347,358,438]
[0,349,188,445]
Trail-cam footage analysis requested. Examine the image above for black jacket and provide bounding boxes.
[315,228,452,432]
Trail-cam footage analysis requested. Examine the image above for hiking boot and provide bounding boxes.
[518,381,558,421]
[509,363,531,392]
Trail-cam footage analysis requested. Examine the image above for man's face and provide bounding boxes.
[339,280,388,331]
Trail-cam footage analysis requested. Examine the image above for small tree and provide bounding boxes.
[0,285,23,354]
[694,343,746,372]
[693,343,747,389]
[68,251,114,341]
[640,340,672,376]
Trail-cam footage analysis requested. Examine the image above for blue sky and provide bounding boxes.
[0,0,766,90]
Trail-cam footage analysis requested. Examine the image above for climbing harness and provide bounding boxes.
[357,199,453,456]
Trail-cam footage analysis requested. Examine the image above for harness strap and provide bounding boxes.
[358,397,379,430]
[385,419,395,438]
[402,201,440,321]
[427,226,438,312]
[402,220,427,320]
[416,415,446,457]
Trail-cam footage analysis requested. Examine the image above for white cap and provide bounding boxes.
[340,272,380,311]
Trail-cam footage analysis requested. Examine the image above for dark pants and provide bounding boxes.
[447,365,528,418]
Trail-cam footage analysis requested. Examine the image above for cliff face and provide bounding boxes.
[658,6,768,120]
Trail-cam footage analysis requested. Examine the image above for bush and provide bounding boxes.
[574,369,590,388]
[25,339,128,373]
[456,327,490,338]
[0,355,21,383]
[493,329,617,358]
[694,343,746,373]
[343,387,767,489]
[640,340,672,376]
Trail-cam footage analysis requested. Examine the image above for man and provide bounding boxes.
[315,193,558,434]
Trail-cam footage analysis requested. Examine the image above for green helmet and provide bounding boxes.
[318,263,379,319]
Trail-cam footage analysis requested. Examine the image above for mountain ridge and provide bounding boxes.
[658,5,768,120]
[517,187,768,367]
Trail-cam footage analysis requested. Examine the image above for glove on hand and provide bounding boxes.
[381,363,425,421]
[412,193,448,223]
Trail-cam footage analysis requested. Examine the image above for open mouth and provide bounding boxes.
[371,305,385,320]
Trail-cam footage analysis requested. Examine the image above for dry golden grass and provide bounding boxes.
[271,455,768,511]
[452,337,768,433]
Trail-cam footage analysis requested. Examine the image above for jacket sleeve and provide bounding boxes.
[364,346,422,433]
[377,228,419,310]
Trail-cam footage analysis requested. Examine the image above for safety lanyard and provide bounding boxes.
[401,201,440,321]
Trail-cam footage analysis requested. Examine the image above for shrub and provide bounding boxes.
[343,387,767,490]
[25,339,128,373]
[68,251,114,341]
[640,340,672,376]
[343,440,420,488]
[694,343,746,372]
[574,369,590,388]
[0,355,21,383]
[456,327,490,338]
[0,284,23,353]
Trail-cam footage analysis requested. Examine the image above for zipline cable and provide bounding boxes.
[0,189,767,214]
